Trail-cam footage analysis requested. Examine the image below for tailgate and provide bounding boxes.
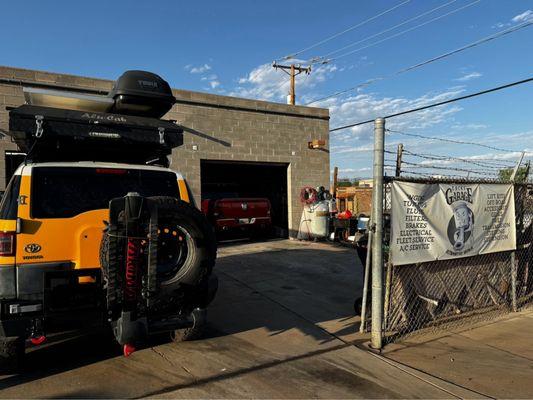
[215,198,271,219]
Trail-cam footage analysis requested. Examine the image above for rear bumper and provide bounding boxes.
[215,217,271,231]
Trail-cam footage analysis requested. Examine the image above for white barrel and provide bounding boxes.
[310,201,329,239]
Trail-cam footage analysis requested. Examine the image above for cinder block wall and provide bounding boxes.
[0,66,330,237]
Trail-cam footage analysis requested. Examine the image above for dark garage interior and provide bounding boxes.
[200,160,289,238]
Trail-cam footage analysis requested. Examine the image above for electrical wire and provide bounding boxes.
[322,0,482,63]
[396,19,533,74]
[316,0,459,62]
[276,0,411,62]
[329,76,533,131]
[306,20,533,105]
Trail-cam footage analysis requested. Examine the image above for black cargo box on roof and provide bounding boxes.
[107,70,177,118]
[8,104,183,164]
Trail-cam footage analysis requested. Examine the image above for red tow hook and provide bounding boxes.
[123,343,136,357]
[30,335,47,346]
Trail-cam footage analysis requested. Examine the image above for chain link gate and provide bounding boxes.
[381,178,533,344]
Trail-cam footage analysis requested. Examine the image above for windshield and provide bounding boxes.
[31,167,179,219]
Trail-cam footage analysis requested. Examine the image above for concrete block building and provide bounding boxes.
[0,66,330,237]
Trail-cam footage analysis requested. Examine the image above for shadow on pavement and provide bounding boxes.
[0,243,363,397]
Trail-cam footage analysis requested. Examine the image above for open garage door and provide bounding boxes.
[201,160,289,238]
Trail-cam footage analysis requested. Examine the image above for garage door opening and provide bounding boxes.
[201,160,289,239]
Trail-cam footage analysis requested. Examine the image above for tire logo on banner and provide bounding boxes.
[447,201,474,252]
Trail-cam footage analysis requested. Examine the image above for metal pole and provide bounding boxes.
[510,151,525,182]
[371,118,385,349]
[395,143,403,177]
[359,228,372,333]
[511,252,517,312]
[510,152,524,312]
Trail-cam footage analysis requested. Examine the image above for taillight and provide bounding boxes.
[0,232,16,256]
[95,168,127,175]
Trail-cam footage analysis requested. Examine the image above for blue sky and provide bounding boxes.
[1,0,532,179]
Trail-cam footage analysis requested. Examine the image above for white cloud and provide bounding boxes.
[455,71,482,82]
[209,80,221,89]
[201,74,218,81]
[492,9,532,28]
[185,64,212,74]
[451,122,488,130]
[512,10,533,23]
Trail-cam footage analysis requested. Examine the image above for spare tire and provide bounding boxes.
[148,197,216,287]
[100,197,216,293]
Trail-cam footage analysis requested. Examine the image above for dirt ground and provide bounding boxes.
[0,239,516,398]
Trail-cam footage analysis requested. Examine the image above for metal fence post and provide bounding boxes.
[510,153,524,312]
[371,117,385,349]
[359,227,372,333]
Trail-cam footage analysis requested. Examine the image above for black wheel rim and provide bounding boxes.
[156,223,190,282]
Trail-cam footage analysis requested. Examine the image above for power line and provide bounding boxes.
[321,0,481,63]
[396,20,533,74]
[316,0,459,62]
[306,20,533,105]
[329,76,533,132]
[277,0,411,61]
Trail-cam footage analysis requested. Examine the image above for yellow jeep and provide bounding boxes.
[0,71,217,368]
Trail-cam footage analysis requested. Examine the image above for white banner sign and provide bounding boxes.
[390,181,516,266]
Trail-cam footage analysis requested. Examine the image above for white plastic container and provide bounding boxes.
[310,201,329,239]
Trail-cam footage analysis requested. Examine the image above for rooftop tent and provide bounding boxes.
[8,107,183,165]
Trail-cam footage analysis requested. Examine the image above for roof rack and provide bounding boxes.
[7,71,183,165]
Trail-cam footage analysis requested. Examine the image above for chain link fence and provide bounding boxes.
[381,177,533,344]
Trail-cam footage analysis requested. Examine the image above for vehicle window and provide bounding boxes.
[0,175,21,220]
[31,167,179,219]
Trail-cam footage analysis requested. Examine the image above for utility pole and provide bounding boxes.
[331,166,338,197]
[272,62,311,105]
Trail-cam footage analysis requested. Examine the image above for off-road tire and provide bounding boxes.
[170,309,206,342]
[100,197,216,292]
[147,197,217,287]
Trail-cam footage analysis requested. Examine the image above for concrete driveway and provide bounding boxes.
[0,240,476,398]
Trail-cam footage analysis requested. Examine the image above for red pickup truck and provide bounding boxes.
[201,193,272,238]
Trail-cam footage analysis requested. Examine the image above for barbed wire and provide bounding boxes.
[386,129,518,153]
[402,149,514,169]
[400,160,499,176]
[398,169,470,179]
